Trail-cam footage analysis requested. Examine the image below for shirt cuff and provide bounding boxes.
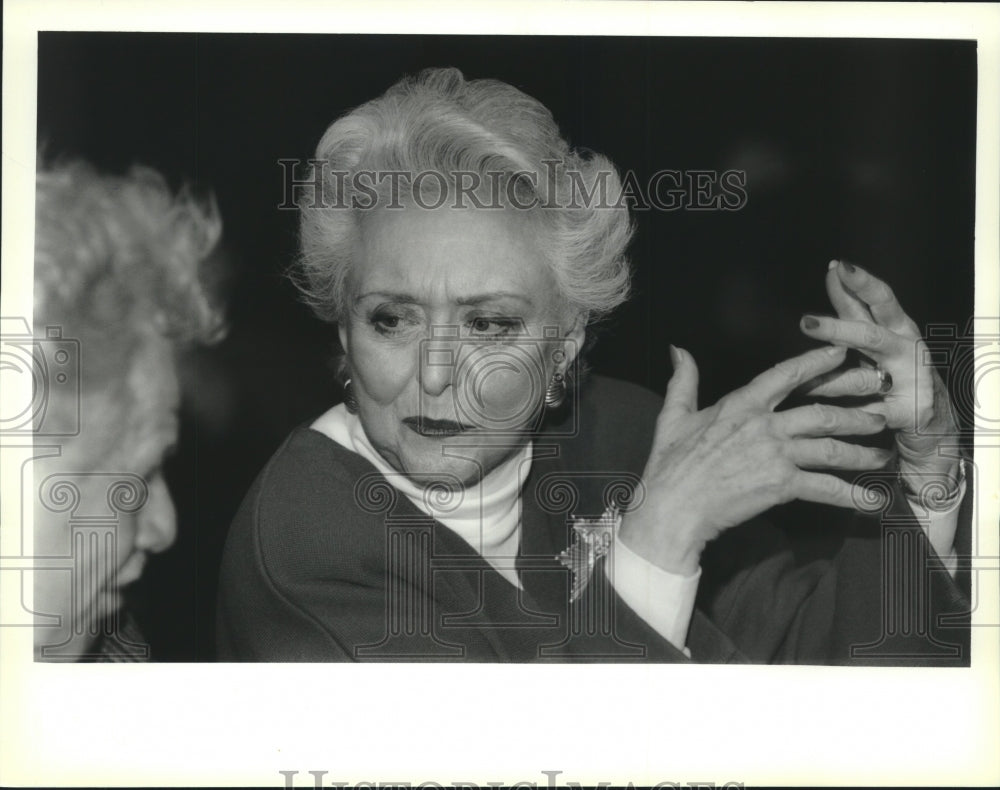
[904,475,967,577]
[603,532,701,654]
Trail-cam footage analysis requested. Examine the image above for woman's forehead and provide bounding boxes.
[352,204,555,303]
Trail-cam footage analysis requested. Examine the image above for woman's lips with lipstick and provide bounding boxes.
[402,416,475,437]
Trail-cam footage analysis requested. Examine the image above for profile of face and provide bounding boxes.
[340,205,583,486]
[32,334,180,660]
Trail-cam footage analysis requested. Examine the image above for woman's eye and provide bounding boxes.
[468,317,522,337]
[371,311,407,335]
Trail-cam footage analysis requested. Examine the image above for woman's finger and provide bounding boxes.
[854,401,891,418]
[777,403,887,437]
[739,344,847,409]
[825,260,871,321]
[787,438,893,470]
[792,470,888,513]
[800,366,889,399]
[800,314,907,359]
[832,260,918,334]
[661,345,699,422]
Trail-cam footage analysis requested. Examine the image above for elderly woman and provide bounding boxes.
[31,159,224,660]
[217,68,968,663]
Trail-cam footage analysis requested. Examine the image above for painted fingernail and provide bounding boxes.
[879,370,893,394]
[669,344,681,368]
[801,315,820,330]
[840,260,856,274]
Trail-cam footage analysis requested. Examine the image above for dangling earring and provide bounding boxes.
[545,372,566,409]
[343,377,359,414]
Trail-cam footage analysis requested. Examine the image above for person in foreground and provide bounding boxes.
[31,159,224,661]
[217,68,970,663]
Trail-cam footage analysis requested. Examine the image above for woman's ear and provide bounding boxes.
[338,322,350,356]
[560,313,587,369]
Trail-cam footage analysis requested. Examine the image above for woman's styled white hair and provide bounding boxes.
[295,67,634,328]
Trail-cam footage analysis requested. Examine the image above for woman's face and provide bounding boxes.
[32,334,180,659]
[340,204,583,486]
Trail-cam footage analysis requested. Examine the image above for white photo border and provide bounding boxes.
[2,1,998,787]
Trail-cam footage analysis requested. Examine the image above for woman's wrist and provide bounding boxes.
[897,454,965,512]
[894,392,962,510]
[618,510,705,577]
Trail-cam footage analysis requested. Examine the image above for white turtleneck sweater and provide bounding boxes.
[312,403,529,589]
[311,403,964,654]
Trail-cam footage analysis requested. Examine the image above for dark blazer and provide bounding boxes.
[216,376,971,664]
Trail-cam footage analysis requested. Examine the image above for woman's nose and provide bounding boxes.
[134,472,178,554]
[419,339,456,397]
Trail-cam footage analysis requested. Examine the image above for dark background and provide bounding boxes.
[37,33,977,660]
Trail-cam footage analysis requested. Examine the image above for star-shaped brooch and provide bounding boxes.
[556,505,622,602]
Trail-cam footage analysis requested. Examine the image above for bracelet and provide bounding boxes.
[897,455,966,512]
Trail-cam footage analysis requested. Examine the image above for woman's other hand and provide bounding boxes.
[619,344,892,575]
[800,260,961,499]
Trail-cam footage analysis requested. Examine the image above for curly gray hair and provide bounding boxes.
[34,159,225,408]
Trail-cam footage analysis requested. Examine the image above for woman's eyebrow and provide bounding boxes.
[354,291,417,305]
[455,292,533,307]
[354,291,533,307]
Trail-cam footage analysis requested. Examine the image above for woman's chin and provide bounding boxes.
[400,453,482,487]
[395,445,504,487]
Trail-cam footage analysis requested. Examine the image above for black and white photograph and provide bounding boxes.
[2,1,998,787]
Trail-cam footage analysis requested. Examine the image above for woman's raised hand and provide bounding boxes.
[800,260,960,491]
[618,343,892,576]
